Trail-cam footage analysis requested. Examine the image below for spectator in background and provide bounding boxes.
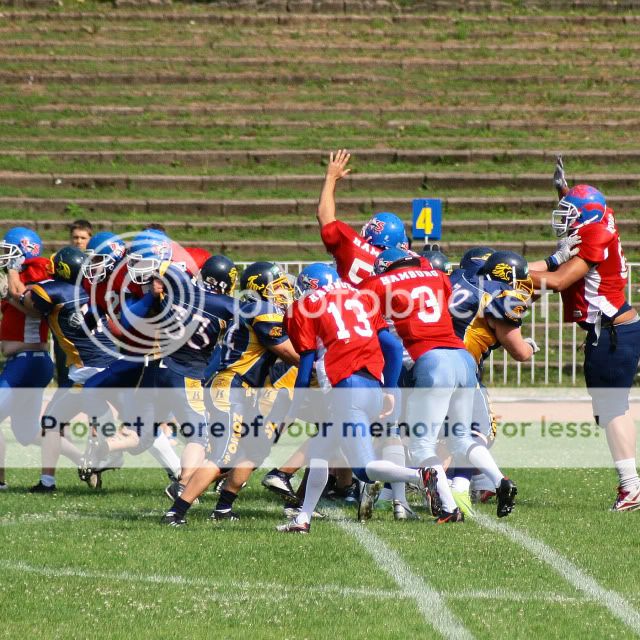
[69,219,93,251]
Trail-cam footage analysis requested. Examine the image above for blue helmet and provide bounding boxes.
[552,184,607,237]
[459,246,495,272]
[373,247,420,275]
[127,229,173,284]
[0,227,42,268]
[82,231,126,284]
[361,212,408,250]
[295,263,339,298]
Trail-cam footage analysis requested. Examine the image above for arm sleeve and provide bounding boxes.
[378,328,403,388]
[120,292,155,332]
[252,314,288,348]
[576,225,609,264]
[29,284,55,315]
[294,350,315,388]
[320,220,344,252]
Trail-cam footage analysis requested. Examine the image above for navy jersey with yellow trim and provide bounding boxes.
[157,263,238,379]
[30,279,117,369]
[449,273,529,366]
[215,299,288,387]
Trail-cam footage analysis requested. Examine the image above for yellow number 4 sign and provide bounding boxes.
[416,206,433,235]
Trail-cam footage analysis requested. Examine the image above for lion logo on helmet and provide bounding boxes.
[56,260,71,280]
[491,263,513,281]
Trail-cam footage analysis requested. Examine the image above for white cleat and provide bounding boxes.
[611,485,640,512]
[393,500,420,521]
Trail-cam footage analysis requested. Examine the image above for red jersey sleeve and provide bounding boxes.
[576,224,611,264]
[320,220,350,253]
[21,257,51,284]
[286,300,317,354]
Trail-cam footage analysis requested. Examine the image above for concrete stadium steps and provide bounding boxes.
[3,10,640,24]
[2,148,639,167]
[4,171,640,193]
[4,195,640,217]
[11,218,639,236]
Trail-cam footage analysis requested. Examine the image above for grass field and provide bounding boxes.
[1,467,639,639]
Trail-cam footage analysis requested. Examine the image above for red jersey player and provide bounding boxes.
[278,263,432,533]
[362,248,518,521]
[530,160,640,511]
[0,227,54,489]
[317,149,409,285]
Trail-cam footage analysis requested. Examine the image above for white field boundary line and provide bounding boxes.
[474,514,640,637]
[0,558,586,605]
[336,518,474,640]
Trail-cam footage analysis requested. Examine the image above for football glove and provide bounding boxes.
[553,154,568,191]
[524,337,540,354]
[546,233,582,270]
[7,255,25,272]
[0,271,8,300]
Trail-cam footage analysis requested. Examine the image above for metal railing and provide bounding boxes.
[238,260,640,387]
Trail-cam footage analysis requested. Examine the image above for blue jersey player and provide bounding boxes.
[447,250,536,511]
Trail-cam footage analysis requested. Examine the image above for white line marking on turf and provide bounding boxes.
[0,559,401,601]
[0,559,592,606]
[475,514,640,635]
[337,519,474,640]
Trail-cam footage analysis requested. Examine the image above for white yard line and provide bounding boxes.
[337,519,475,640]
[475,514,640,636]
[0,559,401,601]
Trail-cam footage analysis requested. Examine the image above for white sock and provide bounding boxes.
[40,474,55,488]
[433,464,457,513]
[299,458,329,524]
[467,445,504,487]
[382,444,408,503]
[614,458,640,491]
[365,460,420,485]
[451,476,470,494]
[471,473,494,492]
[150,433,181,479]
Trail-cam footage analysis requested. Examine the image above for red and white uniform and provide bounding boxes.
[82,260,143,318]
[286,281,387,386]
[562,209,628,324]
[361,266,464,362]
[0,257,49,343]
[321,221,381,286]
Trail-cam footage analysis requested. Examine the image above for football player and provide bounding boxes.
[162,261,299,525]
[447,250,537,511]
[529,156,640,511]
[20,246,121,491]
[363,248,518,521]
[318,149,408,286]
[0,227,53,490]
[419,248,452,275]
[449,246,495,287]
[278,264,434,533]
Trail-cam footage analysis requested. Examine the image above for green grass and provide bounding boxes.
[1,467,639,639]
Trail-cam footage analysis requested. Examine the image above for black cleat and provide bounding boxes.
[28,481,56,493]
[210,508,240,521]
[165,480,185,502]
[436,508,465,524]
[496,477,517,518]
[78,437,108,482]
[161,511,187,527]
[419,467,442,517]
[261,469,300,506]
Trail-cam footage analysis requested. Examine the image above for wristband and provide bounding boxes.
[545,256,559,272]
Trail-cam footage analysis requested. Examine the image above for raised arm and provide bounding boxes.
[317,149,351,229]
